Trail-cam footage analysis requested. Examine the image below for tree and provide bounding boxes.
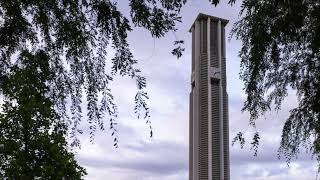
[0,0,188,178]
[0,50,86,179]
[1,0,318,176]
[230,0,320,166]
[0,0,190,148]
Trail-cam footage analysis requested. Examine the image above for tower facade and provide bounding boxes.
[189,14,229,180]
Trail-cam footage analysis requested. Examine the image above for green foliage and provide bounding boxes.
[172,40,185,58]
[0,0,188,147]
[209,0,236,6]
[232,131,245,149]
[0,0,198,179]
[251,132,260,157]
[3,0,319,176]
[0,50,86,179]
[0,0,189,178]
[231,0,320,164]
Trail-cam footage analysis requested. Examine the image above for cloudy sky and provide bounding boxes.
[75,1,318,179]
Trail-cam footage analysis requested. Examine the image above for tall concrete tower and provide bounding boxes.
[189,14,229,180]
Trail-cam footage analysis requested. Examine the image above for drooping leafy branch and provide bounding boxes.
[0,0,188,147]
[0,50,86,179]
[3,0,319,174]
[231,0,320,164]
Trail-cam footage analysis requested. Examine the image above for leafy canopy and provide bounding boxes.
[0,50,86,179]
[1,0,319,175]
[231,0,320,165]
[0,0,191,178]
[0,0,190,147]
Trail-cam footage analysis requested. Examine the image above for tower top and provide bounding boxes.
[189,13,229,32]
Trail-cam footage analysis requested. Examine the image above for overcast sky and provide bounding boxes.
[76,1,318,179]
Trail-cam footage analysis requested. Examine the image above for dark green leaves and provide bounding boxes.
[231,0,320,164]
[251,132,260,157]
[129,0,183,37]
[209,0,237,6]
[232,131,245,149]
[172,40,185,59]
[0,50,86,179]
[160,0,187,12]
[232,131,259,157]
[0,0,174,147]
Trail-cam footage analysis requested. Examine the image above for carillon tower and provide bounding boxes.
[189,13,230,180]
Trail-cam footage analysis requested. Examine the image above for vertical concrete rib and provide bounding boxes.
[190,26,195,180]
[207,17,212,180]
[217,20,225,180]
[222,22,230,180]
[189,91,193,180]
[199,20,208,180]
[193,21,200,180]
